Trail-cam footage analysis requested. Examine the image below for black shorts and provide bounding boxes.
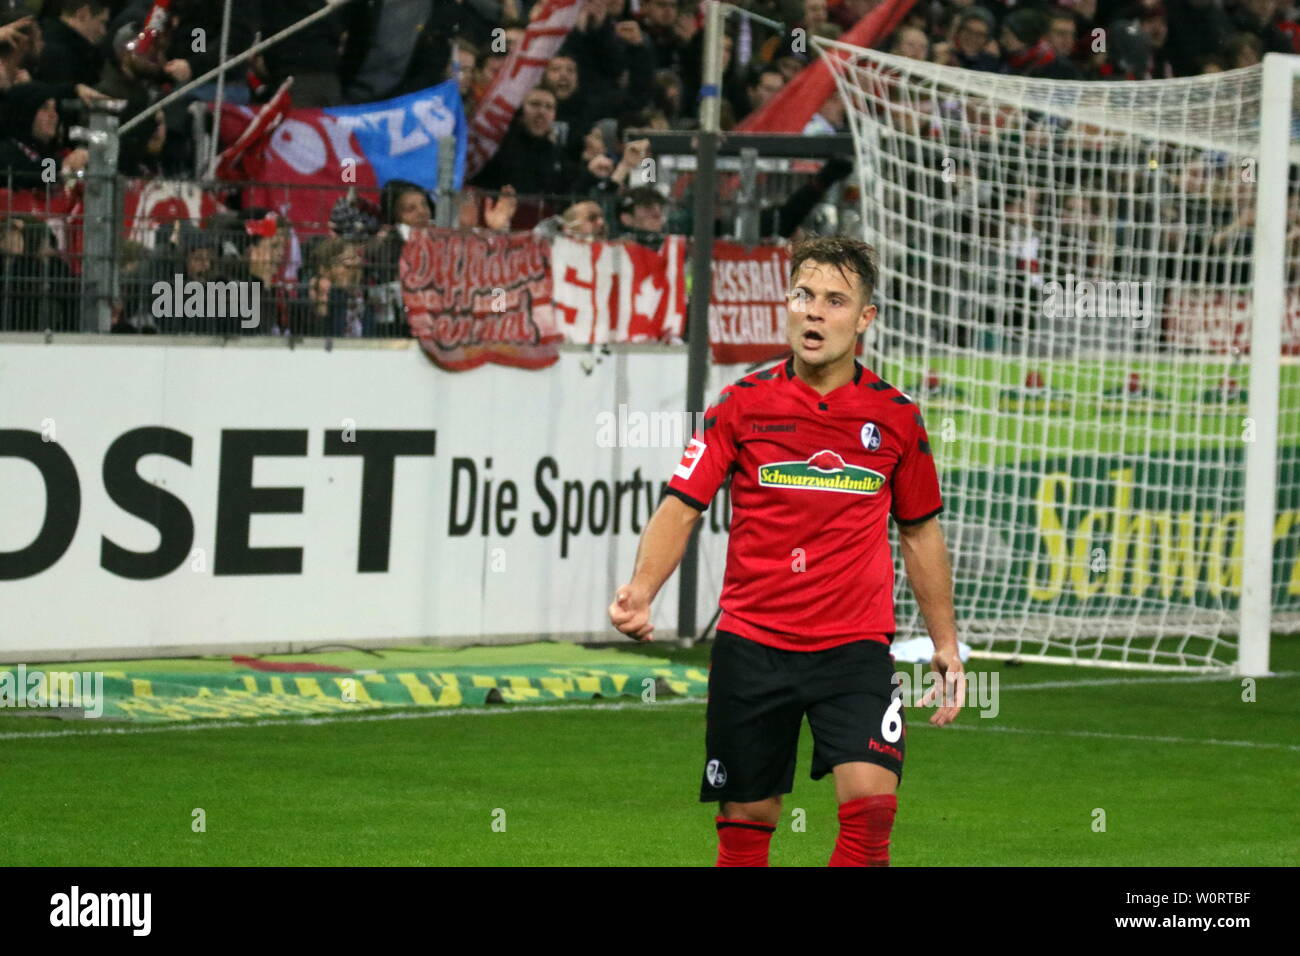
[699,629,905,804]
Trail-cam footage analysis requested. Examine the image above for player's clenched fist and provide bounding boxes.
[608,585,654,641]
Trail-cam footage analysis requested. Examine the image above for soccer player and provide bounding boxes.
[608,236,964,867]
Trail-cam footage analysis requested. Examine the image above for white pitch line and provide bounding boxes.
[1,691,1296,752]
[993,670,1300,692]
[927,722,1300,752]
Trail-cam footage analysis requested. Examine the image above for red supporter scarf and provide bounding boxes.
[1008,39,1057,73]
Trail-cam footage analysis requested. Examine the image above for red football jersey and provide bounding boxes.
[667,356,943,651]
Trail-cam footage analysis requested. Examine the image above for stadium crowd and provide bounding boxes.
[1,0,1297,334]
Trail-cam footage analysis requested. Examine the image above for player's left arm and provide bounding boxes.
[897,516,964,727]
[891,407,963,726]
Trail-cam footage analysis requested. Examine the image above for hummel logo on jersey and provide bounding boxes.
[706,759,728,787]
[758,450,886,495]
[860,422,881,451]
[752,423,797,433]
[674,439,707,480]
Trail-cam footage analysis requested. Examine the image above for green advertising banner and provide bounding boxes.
[877,354,1300,660]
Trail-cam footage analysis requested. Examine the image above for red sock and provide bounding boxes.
[828,794,897,867]
[716,817,776,867]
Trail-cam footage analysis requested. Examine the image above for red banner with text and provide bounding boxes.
[400,227,561,371]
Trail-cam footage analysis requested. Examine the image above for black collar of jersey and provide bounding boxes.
[782,355,864,386]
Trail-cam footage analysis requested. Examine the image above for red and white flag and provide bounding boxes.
[737,0,917,133]
[208,78,294,181]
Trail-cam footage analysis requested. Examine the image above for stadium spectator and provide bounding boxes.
[829,0,880,31]
[772,51,810,82]
[1231,0,1297,55]
[109,0,262,103]
[451,40,479,112]
[684,30,748,122]
[0,212,75,330]
[307,236,375,338]
[447,0,520,51]
[560,198,607,238]
[1000,8,1082,78]
[0,14,38,89]
[741,64,785,121]
[504,24,526,55]
[98,20,161,104]
[760,0,843,60]
[1163,0,1234,76]
[1045,7,1078,60]
[935,7,1001,71]
[469,86,583,217]
[117,108,172,176]
[228,209,299,335]
[1101,7,1174,78]
[542,52,653,160]
[146,220,224,333]
[561,0,644,92]
[34,0,106,87]
[0,79,86,188]
[1223,30,1265,66]
[341,0,442,103]
[456,184,519,231]
[1138,6,1174,77]
[473,49,506,101]
[368,177,435,287]
[1059,0,1104,71]
[580,116,620,168]
[0,215,32,329]
[651,69,684,124]
[891,24,929,59]
[638,0,691,72]
[802,88,846,133]
[615,184,667,241]
[260,0,347,108]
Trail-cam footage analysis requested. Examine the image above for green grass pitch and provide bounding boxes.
[1,637,1296,867]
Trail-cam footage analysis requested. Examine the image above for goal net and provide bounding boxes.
[818,41,1300,671]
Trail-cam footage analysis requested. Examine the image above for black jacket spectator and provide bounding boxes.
[34,13,102,86]
[1001,9,1082,79]
[260,0,345,105]
[0,214,75,331]
[1163,0,1233,75]
[0,80,62,188]
[471,117,581,198]
[1230,0,1295,56]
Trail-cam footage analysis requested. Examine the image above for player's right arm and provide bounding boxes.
[607,495,703,641]
[609,386,740,641]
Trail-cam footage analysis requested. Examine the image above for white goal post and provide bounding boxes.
[816,40,1300,674]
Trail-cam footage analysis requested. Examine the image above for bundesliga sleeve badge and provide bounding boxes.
[674,438,708,480]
